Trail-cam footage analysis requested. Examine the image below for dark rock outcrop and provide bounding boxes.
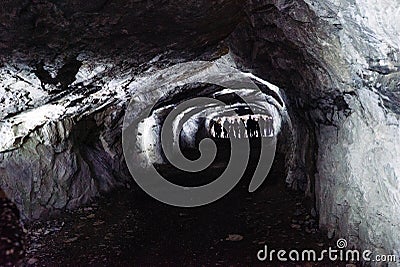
[0,189,25,266]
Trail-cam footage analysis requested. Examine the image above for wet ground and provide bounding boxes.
[24,140,358,266]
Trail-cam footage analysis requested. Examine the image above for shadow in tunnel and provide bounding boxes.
[157,136,282,189]
[24,133,347,266]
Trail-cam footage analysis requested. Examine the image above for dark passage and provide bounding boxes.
[25,139,351,266]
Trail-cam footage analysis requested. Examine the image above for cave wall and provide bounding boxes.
[317,88,400,258]
[0,101,131,220]
[305,0,400,259]
[227,0,400,260]
[311,3,400,262]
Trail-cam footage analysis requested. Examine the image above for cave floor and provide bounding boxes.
[24,140,357,266]
[24,183,355,266]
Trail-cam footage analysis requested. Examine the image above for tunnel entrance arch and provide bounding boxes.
[122,57,289,207]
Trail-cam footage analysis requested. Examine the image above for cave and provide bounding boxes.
[1,0,400,266]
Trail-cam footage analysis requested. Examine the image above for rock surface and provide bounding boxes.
[0,58,134,219]
[227,0,400,263]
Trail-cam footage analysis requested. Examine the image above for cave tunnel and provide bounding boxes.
[1,0,400,266]
[139,81,285,190]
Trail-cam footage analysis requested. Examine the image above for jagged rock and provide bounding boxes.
[0,189,25,266]
[225,234,244,242]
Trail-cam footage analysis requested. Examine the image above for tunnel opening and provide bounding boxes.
[143,81,287,189]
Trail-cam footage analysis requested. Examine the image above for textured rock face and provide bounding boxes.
[317,88,400,259]
[1,0,400,263]
[306,0,400,260]
[297,1,400,261]
[227,0,400,261]
[0,107,132,220]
